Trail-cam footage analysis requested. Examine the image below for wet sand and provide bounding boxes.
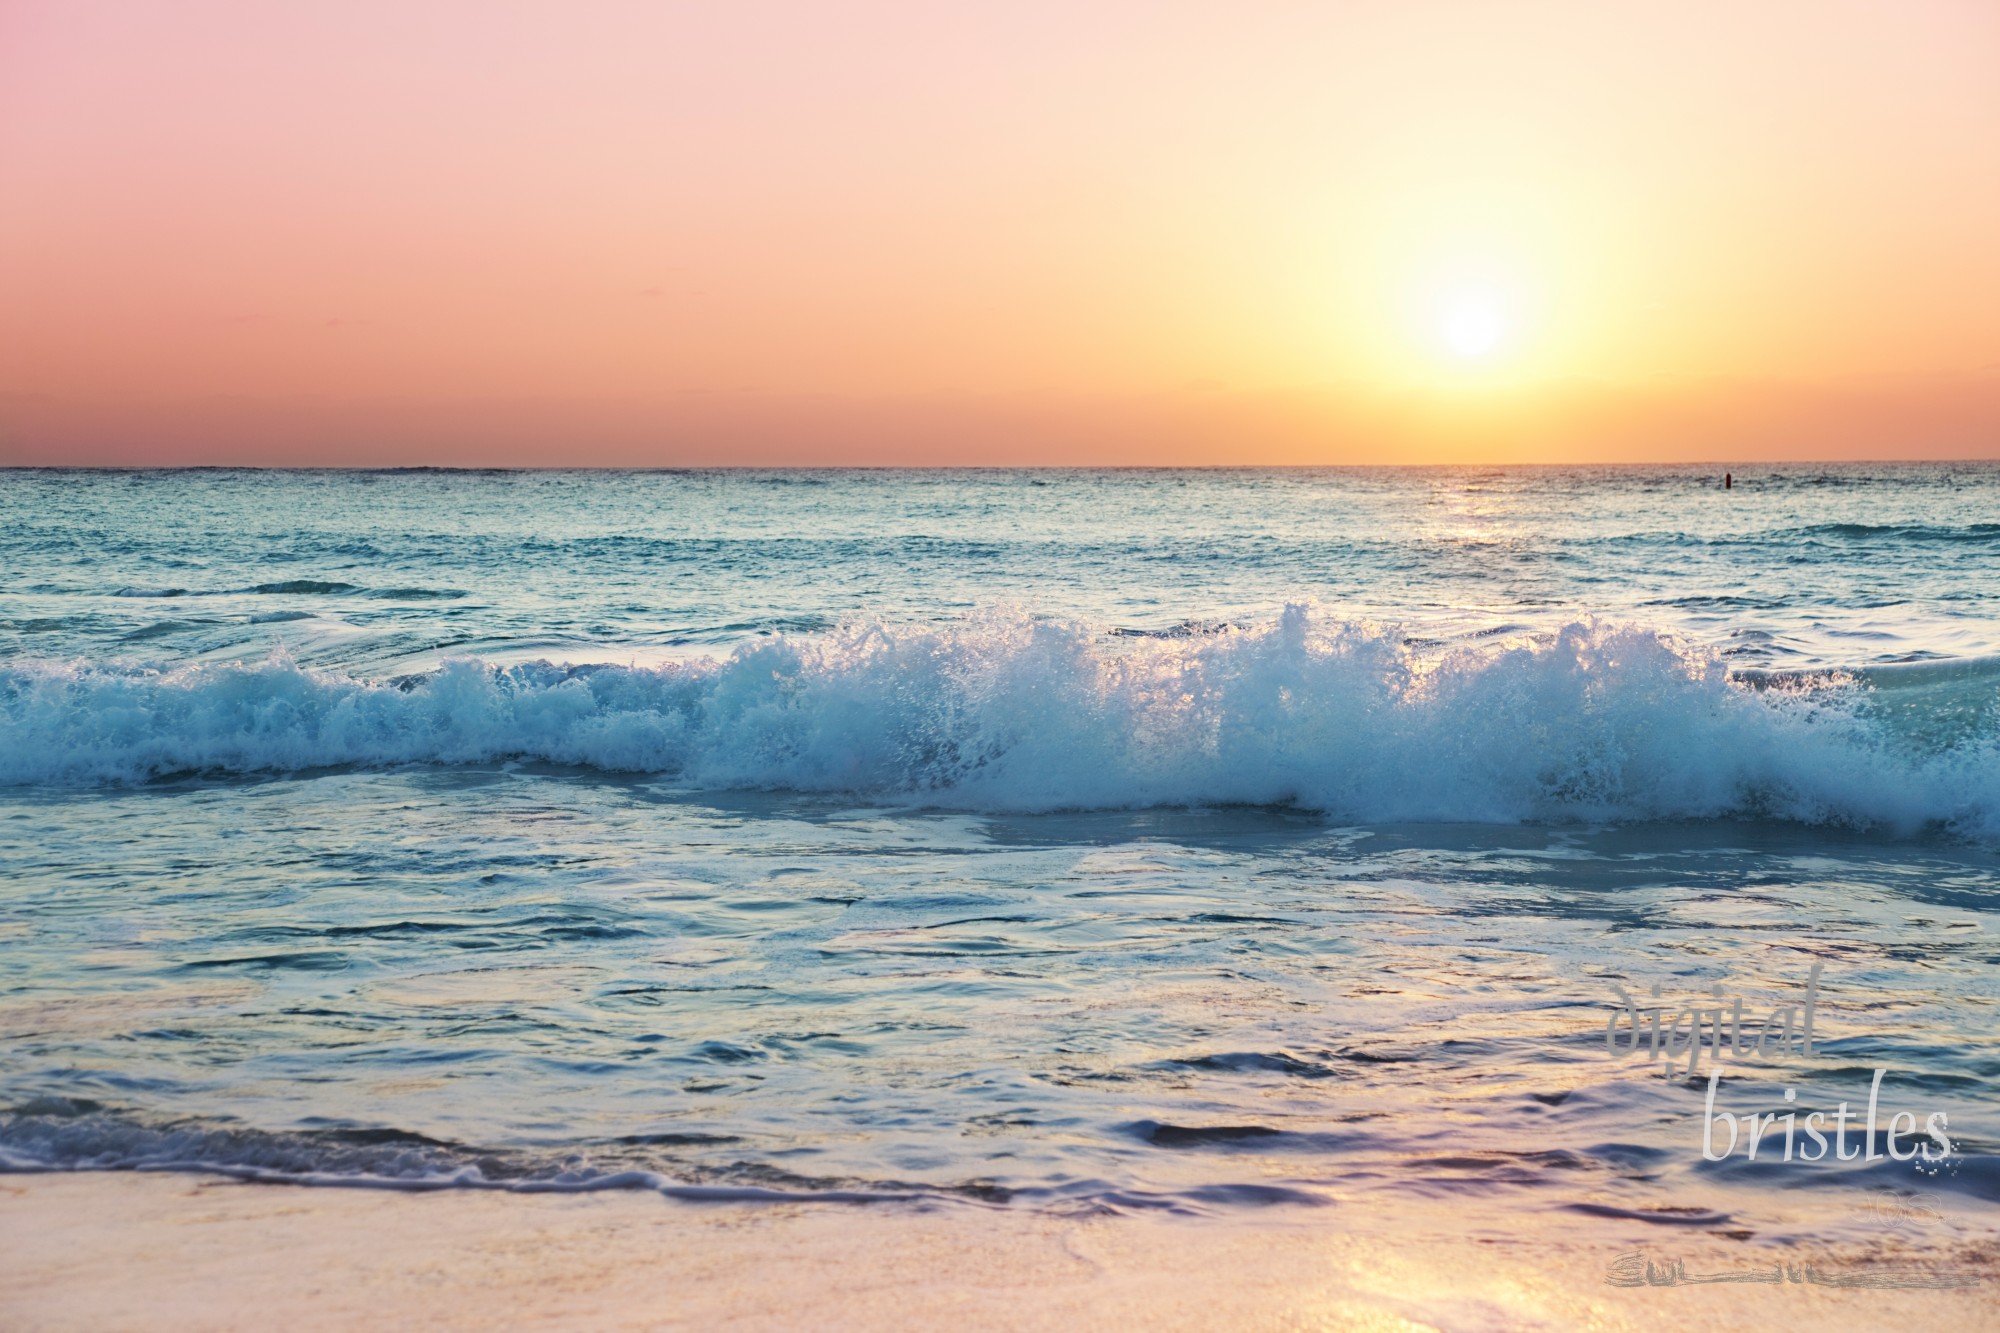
[2,1173,1994,1331]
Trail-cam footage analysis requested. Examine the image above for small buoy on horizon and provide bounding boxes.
[1724,472,1733,489]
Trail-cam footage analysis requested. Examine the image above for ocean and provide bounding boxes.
[2,465,1996,1242]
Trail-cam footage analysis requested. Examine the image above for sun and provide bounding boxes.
[1438,291,1506,360]
[1390,247,1541,379]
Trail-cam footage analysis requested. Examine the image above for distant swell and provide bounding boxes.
[246,580,360,595]
[5,609,1999,835]
[111,580,463,599]
[1793,521,2000,544]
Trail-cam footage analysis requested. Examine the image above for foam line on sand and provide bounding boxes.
[2,1173,1995,1330]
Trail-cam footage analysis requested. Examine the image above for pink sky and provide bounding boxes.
[3,1,1998,465]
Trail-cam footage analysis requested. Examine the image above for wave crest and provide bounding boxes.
[4,609,1998,833]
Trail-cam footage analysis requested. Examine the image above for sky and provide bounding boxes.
[3,0,1998,466]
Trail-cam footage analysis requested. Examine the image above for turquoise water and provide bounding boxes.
[8,466,2000,674]
[1,466,1996,1236]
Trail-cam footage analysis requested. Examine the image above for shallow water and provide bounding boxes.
[1,466,1996,1238]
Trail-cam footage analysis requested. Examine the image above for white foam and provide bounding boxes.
[5,608,1997,835]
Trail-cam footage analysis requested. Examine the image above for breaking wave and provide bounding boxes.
[4,608,1999,834]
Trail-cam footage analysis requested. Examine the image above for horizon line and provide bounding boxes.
[6,458,1999,474]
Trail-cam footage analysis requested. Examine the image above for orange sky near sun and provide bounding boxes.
[2,1,1998,466]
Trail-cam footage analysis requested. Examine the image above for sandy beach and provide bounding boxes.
[3,1172,1994,1331]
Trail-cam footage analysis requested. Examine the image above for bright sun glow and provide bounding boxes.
[1439,293,1506,359]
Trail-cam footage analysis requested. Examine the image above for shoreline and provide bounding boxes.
[3,1172,1995,1330]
